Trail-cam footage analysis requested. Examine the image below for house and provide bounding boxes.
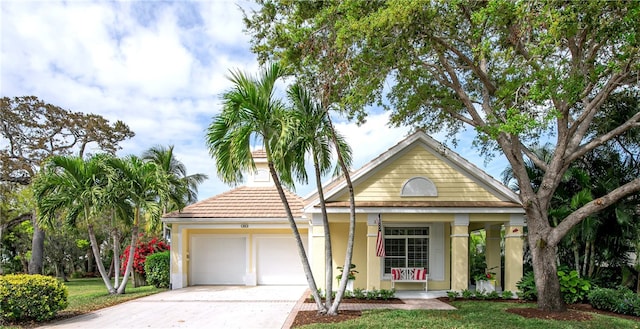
[163,131,526,292]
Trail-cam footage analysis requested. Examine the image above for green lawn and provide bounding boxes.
[299,301,640,329]
[63,277,166,314]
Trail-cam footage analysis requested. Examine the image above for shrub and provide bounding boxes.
[501,290,514,299]
[486,291,500,300]
[144,251,170,288]
[516,271,537,301]
[446,290,459,301]
[461,289,473,299]
[0,274,68,322]
[558,269,591,304]
[121,234,169,276]
[378,289,396,300]
[588,286,640,316]
[353,288,366,299]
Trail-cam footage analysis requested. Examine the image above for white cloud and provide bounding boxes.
[1,0,508,201]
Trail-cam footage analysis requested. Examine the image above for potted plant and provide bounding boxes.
[474,267,497,292]
[336,264,358,291]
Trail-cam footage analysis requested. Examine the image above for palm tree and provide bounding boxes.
[205,62,325,310]
[287,83,352,312]
[34,154,117,293]
[142,145,208,232]
[107,155,170,294]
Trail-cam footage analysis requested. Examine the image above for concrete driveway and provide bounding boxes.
[39,285,307,329]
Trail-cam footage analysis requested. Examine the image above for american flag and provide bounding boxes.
[376,214,385,257]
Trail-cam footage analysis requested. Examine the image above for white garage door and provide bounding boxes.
[190,235,246,285]
[256,235,307,285]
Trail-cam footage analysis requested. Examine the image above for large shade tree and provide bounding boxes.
[245,0,640,311]
[1,96,134,274]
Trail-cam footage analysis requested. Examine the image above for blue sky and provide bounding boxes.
[1,0,508,200]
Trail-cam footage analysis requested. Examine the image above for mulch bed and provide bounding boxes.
[292,310,362,327]
[305,298,404,304]
[291,297,639,327]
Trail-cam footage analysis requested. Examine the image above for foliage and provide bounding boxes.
[501,290,514,299]
[473,289,486,300]
[144,251,170,288]
[461,289,473,299]
[588,286,640,317]
[0,96,134,185]
[120,235,169,276]
[469,231,487,284]
[474,265,498,283]
[245,0,640,311]
[558,269,591,304]
[141,145,207,233]
[517,269,592,304]
[336,263,358,281]
[298,301,640,329]
[516,271,538,301]
[446,290,459,301]
[0,274,68,322]
[316,288,395,301]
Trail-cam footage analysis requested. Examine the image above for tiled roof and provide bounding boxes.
[163,186,304,219]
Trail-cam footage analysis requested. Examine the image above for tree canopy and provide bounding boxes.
[245,0,640,311]
[1,96,135,185]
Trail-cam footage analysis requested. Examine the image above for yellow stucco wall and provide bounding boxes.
[335,145,501,202]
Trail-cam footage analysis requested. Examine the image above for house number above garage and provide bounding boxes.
[241,224,249,228]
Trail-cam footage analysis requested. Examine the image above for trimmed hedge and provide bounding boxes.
[588,286,640,317]
[145,251,170,288]
[0,274,68,322]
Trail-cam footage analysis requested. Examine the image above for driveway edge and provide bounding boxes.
[282,288,310,329]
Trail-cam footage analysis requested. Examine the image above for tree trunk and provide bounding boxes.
[313,156,333,310]
[581,240,589,277]
[572,236,580,275]
[88,224,116,294]
[587,242,596,278]
[328,116,357,316]
[113,229,120,287]
[530,233,566,311]
[266,159,325,312]
[28,214,44,274]
[117,210,139,294]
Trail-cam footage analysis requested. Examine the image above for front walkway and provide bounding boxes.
[283,290,456,328]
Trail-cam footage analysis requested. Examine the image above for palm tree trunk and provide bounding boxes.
[88,223,116,294]
[587,242,595,278]
[313,156,333,309]
[113,228,120,287]
[117,209,139,294]
[582,241,590,277]
[572,236,580,275]
[327,115,356,316]
[266,159,325,312]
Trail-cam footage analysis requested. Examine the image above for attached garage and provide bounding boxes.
[255,235,307,285]
[188,234,307,286]
[163,151,308,290]
[190,235,247,285]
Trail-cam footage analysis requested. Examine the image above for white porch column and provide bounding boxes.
[451,214,469,291]
[504,214,525,293]
[310,213,327,290]
[169,224,185,289]
[366,214,382,290]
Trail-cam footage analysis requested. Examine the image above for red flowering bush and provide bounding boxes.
[120,234,169,275]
